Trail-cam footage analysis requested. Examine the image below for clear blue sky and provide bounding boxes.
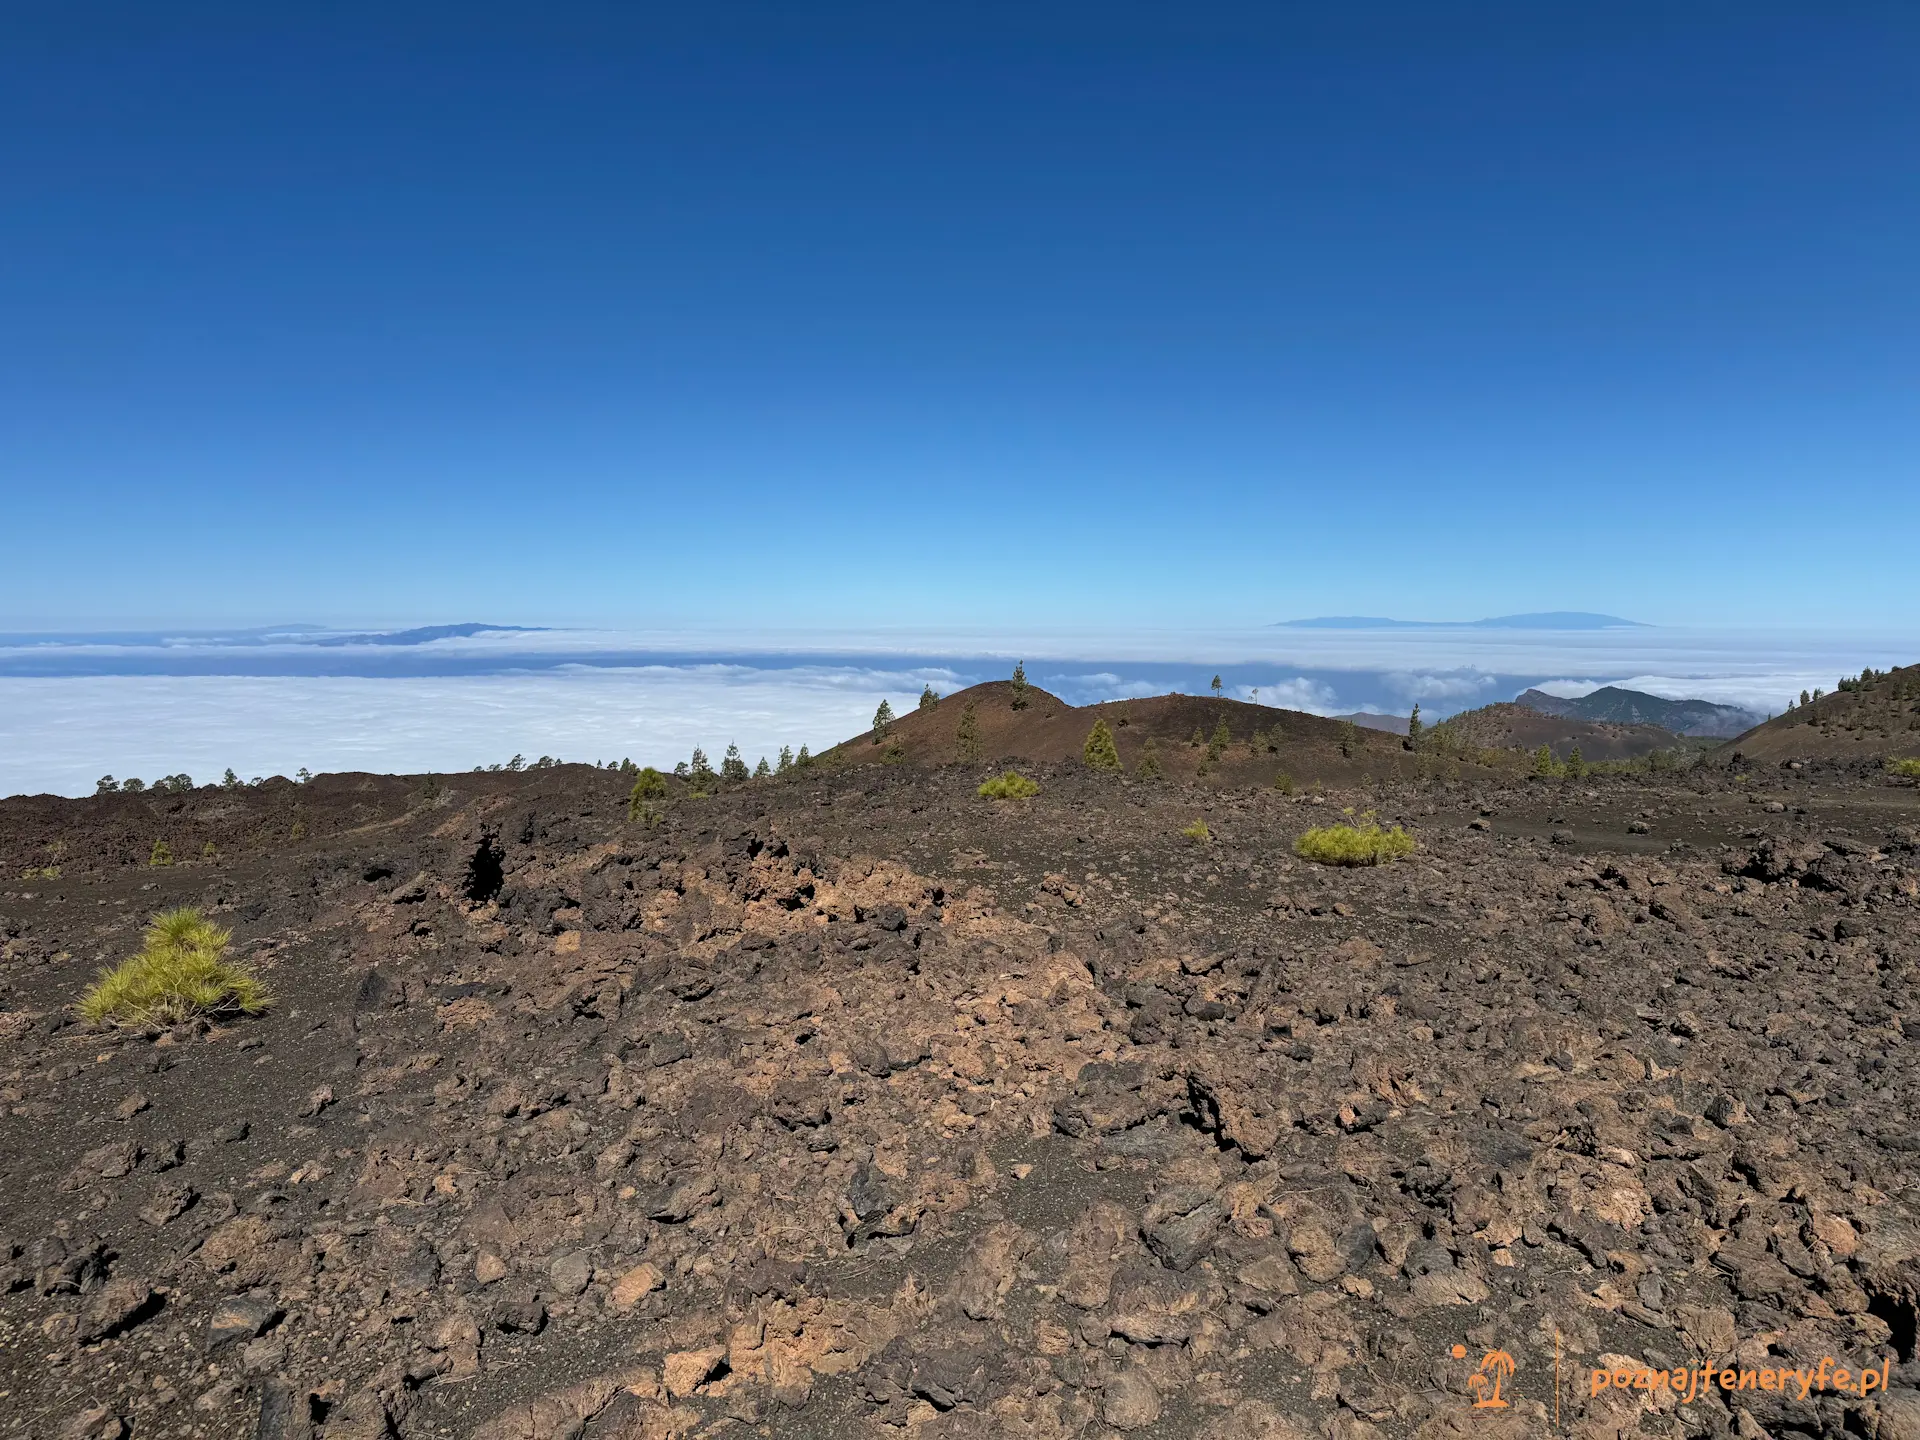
[4,3,1915,632]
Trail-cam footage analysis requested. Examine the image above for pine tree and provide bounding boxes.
[96,775,118,794]
[872,699,894,741]
[1083,719,1121,771]
[296,767,311,783]
[688,747,716,791]
[1135,739,1162,780]
[1339,721,1357,759]
[149,838,173,867]
[1532,744,1556,777]
[1407,704,1423,747]
[222,768,240,789]
[722,742,750,782]
[919,685,939,711]
[1208,716,1231,761]
[777,745,794,773]
[955,701,982,761]
[1564,744,1585,780]
[753,756,771,779]
[795,744,811,767]
[1211,674,1223,698]
[1009,661,1030,710]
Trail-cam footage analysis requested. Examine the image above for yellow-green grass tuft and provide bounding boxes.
[1294,817,1416,867]
[1888,757,1920,779]
[78,908,272,1029]
[977,771,1040,800]
[1180,819,1212,843]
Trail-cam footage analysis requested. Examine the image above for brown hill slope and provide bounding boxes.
[819,680,1417,785]
[1721,661,1920,764]
[1432,701,1682,762]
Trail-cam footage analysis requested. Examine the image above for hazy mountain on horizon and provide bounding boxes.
[1278,612,1647,630]
[1515,685,1762,737]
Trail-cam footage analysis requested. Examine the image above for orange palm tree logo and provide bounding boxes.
[1467,1350,1515,1409]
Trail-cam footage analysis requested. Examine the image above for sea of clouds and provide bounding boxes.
[2,623,1912,797]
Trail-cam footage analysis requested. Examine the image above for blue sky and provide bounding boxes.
[3,2,1915,631]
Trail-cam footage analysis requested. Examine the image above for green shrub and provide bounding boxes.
[978,770,1039,800]
[1294,815,1416,867]
[1135,740,1162,780]
[78,908,271,1029]
[149,839,173,867]
[1888,757,1920,780]
[1274,770,1295,795]
[628,767,668,823]
[956,702,982,762]
[1181,819,1211,843]
[122,777,146,793]
[1083,719,1121,771]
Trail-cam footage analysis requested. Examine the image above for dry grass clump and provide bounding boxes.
[1888,757,1920,780]
[1294,814,1415,867]
[978,771,1040,800]
[1180,819,1212,843]
[78,908,271,1028]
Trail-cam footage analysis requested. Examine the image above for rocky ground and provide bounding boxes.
[2,751,1918,1440]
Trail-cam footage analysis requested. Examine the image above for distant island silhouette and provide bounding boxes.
[1276,612,1646,631]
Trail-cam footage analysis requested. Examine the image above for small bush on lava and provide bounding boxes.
[977,771,1039,800]
[1294,815,1415,867]
[78,908,271,1029]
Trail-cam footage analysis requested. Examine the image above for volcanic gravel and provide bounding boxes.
[2,757,1917,1440]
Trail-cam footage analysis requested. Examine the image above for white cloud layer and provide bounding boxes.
[5,627,1910,797]
[1230,679,1340,713]
[0,667,947,798]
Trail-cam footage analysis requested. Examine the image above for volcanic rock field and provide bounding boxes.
[2,725,1918,1440]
